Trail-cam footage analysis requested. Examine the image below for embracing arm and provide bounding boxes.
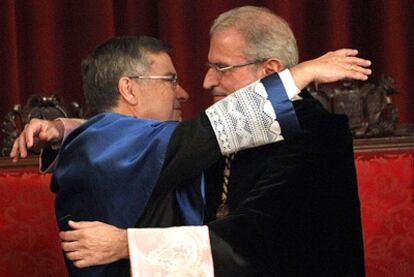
[55,48,370,272]
[60,221,129,268]
[10,48,370,170]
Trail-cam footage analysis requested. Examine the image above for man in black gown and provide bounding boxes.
[127,6,367,276]
[200,6,366,276]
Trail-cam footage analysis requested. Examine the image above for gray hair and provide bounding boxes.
[210,6,298,69]
[81,36,171,116]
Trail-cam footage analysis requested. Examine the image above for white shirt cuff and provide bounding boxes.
[279,69,302,100]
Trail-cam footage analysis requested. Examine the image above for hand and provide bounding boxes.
[9,118,64,162]
[60,220,129,268]
[290,48,372,90]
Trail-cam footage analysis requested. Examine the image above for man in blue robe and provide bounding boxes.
[11,7,370,274]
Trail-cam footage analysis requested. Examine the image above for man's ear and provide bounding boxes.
[262,59,284,76]
[118,77,138,105]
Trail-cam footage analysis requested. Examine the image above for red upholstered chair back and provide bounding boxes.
[0,164,67,276]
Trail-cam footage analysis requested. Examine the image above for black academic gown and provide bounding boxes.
[204,91,365,276]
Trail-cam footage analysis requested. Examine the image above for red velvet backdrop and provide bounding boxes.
[1,0,413,148]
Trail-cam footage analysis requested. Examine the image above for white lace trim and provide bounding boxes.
[128,226,214,277]
[206,80,285,155]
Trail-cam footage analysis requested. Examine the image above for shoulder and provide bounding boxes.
[73,113,177,138]
[293,91,350,134]
[62,113,178,153]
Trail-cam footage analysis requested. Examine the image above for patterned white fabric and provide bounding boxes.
[206,80,288,155]
[128,226,214,277]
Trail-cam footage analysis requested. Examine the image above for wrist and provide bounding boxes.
[51,119,65,149]
[117,229,129,259]
[290,61,314,90]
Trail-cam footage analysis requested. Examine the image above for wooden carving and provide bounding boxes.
[308,76,411,138]
[1,95,83,156]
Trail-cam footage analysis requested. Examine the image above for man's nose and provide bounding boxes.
[203,68,219,90]
[177,85,189,102]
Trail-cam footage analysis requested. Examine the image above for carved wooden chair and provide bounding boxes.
[1,95,83,156]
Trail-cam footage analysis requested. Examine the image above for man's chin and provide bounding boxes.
[172,110,182,121]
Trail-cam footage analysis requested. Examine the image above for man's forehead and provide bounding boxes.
[208,28,247,63]
[146,52,176,74]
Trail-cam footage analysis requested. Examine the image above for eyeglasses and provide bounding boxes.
[128,74,179,89]
[207,59,269,75]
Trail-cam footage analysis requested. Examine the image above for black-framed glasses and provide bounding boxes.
[128,74,179,89]
[207,59,269,75]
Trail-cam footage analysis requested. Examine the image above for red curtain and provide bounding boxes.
[1,0,413,142]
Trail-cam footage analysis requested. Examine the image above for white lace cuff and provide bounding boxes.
[128,226,214,277]
[206,70,300,155]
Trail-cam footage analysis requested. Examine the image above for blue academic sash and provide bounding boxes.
[262,73,301,139]
[51,113,179,276]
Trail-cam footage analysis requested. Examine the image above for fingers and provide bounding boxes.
[333,48,359,57]
[326,49,372,70]
[65,250,93,268]
[68,220,101,230]
[10,139,22,162]
[73,259,91,268]
[60,230,80,242]
[61,240,80,252]
[327,50,372,79]
[343,70,370,81]
[73,259,90,268]
[10,118,48,162]
[344,56,371,67]
[10,130,29,162]
[65,250,82,261]
[341,57,372,80]
[349,65,371,78]
[24,120,40,148]
[304,48,373,85]
[59,221,101,241]
[23,118,44,148]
